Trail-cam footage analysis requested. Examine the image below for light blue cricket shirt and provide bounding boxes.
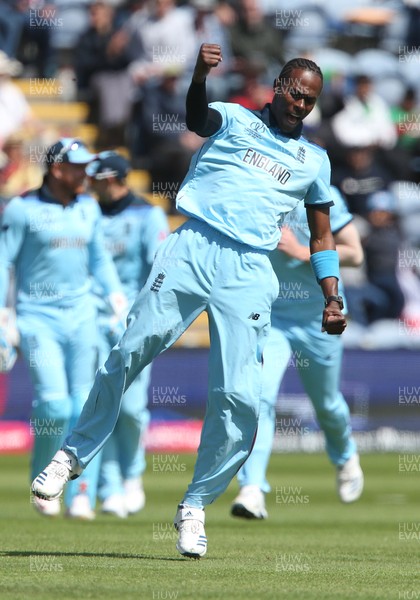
[176,102,333,251]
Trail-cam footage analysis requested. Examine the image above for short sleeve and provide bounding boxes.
[208,102,232,137]
[304,154,333,207]
[329,186,353,233]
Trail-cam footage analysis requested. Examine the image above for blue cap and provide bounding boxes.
[367,190,396,213]
[86,151,130,180]
[45,138,95,166]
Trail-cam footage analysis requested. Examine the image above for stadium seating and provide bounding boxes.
[283,7,331,57]
[374,75,406,106]
[353,48,400,78]
[309,48,353,77]
[390,180,420,248]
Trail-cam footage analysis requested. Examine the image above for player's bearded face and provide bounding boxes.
[56,163,89,194]
[271,68,322,134]
[89,178,112,204]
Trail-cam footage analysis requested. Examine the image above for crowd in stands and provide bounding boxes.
[0,0,419,348]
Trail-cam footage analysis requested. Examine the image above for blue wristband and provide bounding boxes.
[310,250,339,283]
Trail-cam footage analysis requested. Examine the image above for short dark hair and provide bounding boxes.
[354,74,372,86]
[277,58,323,85]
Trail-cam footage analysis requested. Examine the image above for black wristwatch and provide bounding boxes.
[324,295,344,310]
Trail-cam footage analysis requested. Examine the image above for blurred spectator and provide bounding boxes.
[116,0,149,51]
[0,148,8,202]
[90,0,198,149]
[213,0,237,27]
[403,0,420,48]
[317,71,346,120]
[391,86,420,152]
[188,0,234,101]
[14,0,56,77]
[0,51,39,147]
[75,0,132,147]
[228,0,284,83]
[49,0,91,69]
[75,1,129,94]
[332,145,392,217]
[304,70,347,151]
[0,133,43,201]
[331,73,397,151]
[0,0,26,59]
[127,0,197,84]
[398,265,420,331]
[228,60,272,110]
[136,65,202,213]
[386,85,420,182]
[346,190,406,325]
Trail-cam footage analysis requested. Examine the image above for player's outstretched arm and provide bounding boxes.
[306,205,347,335]
[186,43,223,137]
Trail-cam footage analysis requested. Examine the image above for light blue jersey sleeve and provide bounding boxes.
[88,202,122,296]
[207,101,230,136]
[0,197,26,306]
[329,186,352,233]
[304,152,333,207]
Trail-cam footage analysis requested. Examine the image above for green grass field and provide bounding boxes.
[0,452,419,600]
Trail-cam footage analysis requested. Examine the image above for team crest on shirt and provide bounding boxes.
[150,272,166,292]
[245,122,266,139]
[296,146,306,164]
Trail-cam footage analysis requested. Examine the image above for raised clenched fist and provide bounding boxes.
[192,44,223,83]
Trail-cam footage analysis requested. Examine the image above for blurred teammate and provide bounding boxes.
[0,139,125,519]
[232,187,365,520]
[87,151,169,518]
[32,45,346,558]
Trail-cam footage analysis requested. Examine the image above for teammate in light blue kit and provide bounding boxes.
[0,139,125,519]
[232,187,365,520]
[86,151,169,518]
[32,45,347,557]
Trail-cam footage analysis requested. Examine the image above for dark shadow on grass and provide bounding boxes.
[0,550,196,562]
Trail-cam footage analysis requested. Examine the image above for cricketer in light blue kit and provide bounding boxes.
[32,45,347,558]
[86,151,169,518]
[232,187,365,519]
[0,139,125,519]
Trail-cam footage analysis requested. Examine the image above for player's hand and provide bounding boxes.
[278,226,308,261]
[108,292,129,336]
[0,308,20,347]
[0,337,17,373]
[0,308,19,373]
[107,29,129,58]
[192,43,223,83]
[321,304,347,335]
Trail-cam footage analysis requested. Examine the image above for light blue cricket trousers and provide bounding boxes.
[237,319,357,493]
[96,326,151,501]
[65,219,279,508]
[18,297,102,509]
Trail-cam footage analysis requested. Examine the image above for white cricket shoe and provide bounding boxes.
[33,496,61,517]
[124,477,145,515]
[231,485,268,519]
[102,494,128,519]
[174,505,207,558]
[337,453,364,503]
[66,494,95,520]
[31,449,82,500]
